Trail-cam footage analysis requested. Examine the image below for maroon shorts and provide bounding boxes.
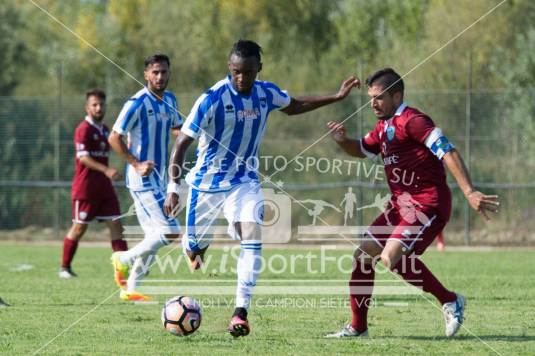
[365,206,446,255]
[72,196,121,224]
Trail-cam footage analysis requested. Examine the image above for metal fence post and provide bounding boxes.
[463,51,473,245]
[54,63,62,238]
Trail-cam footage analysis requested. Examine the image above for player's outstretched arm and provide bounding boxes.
[281,76,360,116]
[79,155,122,181]
[443,149,500,221]
[164,131,194,217]
[327,121,366,158]
[108,131,154,177]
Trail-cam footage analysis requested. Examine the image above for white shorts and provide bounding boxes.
[183,182,264,251]
[130,189,181,236]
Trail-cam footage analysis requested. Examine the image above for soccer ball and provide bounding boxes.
[161,296,202,336]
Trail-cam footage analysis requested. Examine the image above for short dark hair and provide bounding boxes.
[144,53,170,69]
[86,88,106,101]
[365,68,404,96]
[229,40,262,62]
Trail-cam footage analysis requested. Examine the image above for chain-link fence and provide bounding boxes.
[0,87,533,245]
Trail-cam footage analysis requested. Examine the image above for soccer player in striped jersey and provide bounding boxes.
[109,54,183,301]
[164,40,360,337]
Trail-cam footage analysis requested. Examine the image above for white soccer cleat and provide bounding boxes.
[442,293,466,337]
[325,324,369,338]
[58,267,77,279]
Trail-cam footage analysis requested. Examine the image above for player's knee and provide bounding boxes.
[70,223,87,240]
[237,222,260,241]
[380,253,395,271]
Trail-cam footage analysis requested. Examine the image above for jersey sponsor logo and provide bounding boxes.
[237,108,260,121]
[259,97,267,107]
[90,151,110,157]
[386,125,396,141]
[93,133,99,140]
[383,154,399,165]
[225,104,235,113]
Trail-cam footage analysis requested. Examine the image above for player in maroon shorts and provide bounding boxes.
[326,68,499,338]
[59,89,128,278]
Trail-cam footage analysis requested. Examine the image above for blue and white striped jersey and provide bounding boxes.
[113,87,183,191]
[182,76,291,192]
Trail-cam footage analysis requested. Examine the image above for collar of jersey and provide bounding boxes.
[225,75,255,98]
[394,102,407,117]
[144,86,165,102]
[85,115,104,133]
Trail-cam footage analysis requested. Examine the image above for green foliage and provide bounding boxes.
[1,0,534,234]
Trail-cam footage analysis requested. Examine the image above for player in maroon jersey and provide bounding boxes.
[59,89,128,278]
[326,68,499,338]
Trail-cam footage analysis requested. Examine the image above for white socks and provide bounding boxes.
[235,240,262,310]
[126,254,154,292]
[119,234,170,265]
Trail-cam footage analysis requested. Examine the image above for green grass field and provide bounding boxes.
[1,244,534,355]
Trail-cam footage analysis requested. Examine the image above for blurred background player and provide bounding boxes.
[59,89,127,279]
[108,54,182,301]
[436,231,446,251]
[326,68,499,338]
[164,39,360,337]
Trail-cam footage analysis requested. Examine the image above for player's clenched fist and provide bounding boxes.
[134,160,154,177]
[327,121,347,143]
[163,193,180,217]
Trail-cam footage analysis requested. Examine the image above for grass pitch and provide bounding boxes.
[1,243,534,355]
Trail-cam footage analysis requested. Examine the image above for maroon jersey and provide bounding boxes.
[360,104,452,220]
[72,117,116,200]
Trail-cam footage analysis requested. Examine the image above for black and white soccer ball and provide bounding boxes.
[161,296,202,336]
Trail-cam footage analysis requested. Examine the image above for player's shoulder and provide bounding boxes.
[75,119,91,133]
[207,78,230,98]
[163,90,177,101]
[399,106,434,126]
[195,78,228,106]
[255,79,281,91]
[126,88,151,107]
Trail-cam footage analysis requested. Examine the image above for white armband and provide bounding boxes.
[167,182,180,194]
[424,128,455,159]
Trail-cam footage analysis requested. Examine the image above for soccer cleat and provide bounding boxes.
[184,249,205,270]
[325,324,369,338]
[228,315,250,337]
[442,293,466,337]
[111,252,129,289]
[58,267,78,279]
[119,290,152,302]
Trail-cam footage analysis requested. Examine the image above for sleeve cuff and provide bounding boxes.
[181,126,199,140]
[359,139,377,159]
[112,125,127,135]
[76,151,89,158]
